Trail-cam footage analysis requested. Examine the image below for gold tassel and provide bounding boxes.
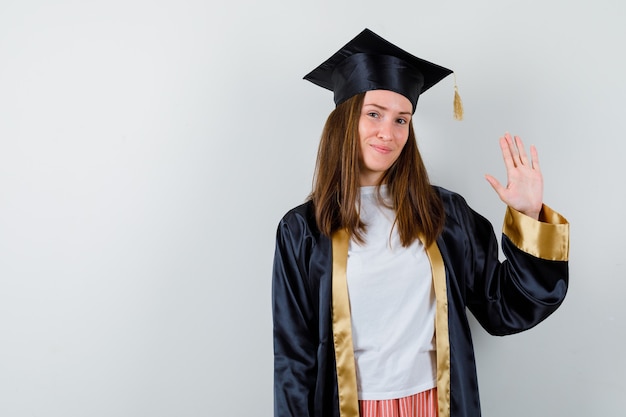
[453,74,464,121]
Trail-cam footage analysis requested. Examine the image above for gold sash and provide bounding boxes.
[331,230,451,417]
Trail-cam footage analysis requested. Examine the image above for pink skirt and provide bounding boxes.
[359,388,438,417]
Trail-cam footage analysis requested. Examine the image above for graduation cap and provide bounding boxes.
[304,28,463,119]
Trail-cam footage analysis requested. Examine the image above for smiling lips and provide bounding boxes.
[371,144,392,154]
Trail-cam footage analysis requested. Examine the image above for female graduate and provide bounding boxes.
[272,28,569,417]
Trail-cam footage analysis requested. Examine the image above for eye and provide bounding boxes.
[396,118,408,125]
[367,111,379,118]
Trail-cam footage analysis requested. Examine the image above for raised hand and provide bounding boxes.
[485,132,543,220]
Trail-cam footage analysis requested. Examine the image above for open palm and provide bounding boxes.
[485,132,543,220]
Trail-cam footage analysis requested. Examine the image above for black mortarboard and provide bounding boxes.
[304,28,455,114]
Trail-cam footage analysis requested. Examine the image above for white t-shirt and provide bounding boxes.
[347,185,437,400]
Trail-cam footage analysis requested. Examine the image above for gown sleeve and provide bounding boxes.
[272,212,318,417]
[444,192,570,336]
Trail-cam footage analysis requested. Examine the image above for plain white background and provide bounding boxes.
[1,0,624,416]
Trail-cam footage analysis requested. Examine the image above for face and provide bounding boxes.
[358,89,412,186]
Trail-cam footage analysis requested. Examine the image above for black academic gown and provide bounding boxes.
[272,186,569,417]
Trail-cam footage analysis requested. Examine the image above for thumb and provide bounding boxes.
[485,174,506,198]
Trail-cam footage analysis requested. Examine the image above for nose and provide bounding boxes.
[377,120,394,141]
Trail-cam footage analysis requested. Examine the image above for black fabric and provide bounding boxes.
[272,187,568,417]
[331,53,424,112]
[303,29,453,113]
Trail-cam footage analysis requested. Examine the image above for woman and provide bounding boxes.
[272,29,569,417]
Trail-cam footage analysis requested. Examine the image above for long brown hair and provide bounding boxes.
[309,92,445,247]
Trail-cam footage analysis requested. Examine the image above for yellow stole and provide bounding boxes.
[331,230,451,417]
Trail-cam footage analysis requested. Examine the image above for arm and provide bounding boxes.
[462,133,569,334]
[272,215,317,417]
[461,202,569,335]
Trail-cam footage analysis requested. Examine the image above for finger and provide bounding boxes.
[485,174,507,198]
[529,144,541,170]
[499,135,516,170]
[514,135,530,167]
[504,132,524,168]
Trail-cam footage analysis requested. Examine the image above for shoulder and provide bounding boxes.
[433,185,493,232]
[432,185,471,212]
[275,200,330,263]
[279,200,315,227]
[277,200,321,240]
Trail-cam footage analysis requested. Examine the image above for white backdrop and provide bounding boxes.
[1,1,624,416]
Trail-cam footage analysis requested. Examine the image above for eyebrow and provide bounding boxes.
[363,103,412,116]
